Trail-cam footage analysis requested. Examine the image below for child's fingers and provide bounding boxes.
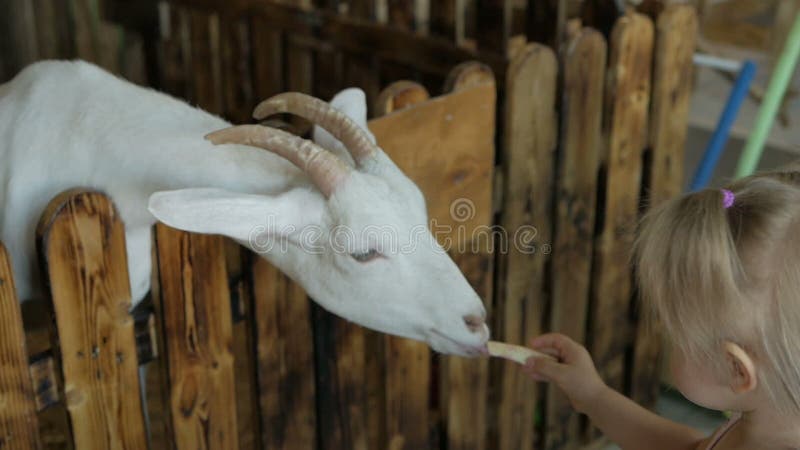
[525,354,565,382]
[529,333,580,362]
[522,362,549,382]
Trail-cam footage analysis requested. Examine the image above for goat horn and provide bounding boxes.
[205,125,351,198]
[252,92,377,165]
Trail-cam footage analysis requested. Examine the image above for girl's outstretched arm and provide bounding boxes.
[524,333,704,450]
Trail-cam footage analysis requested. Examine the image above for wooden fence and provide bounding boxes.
[0,3,698,450]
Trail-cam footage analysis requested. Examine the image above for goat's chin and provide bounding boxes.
[427,334,489,358]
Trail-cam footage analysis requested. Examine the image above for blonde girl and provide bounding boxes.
[524,167,800,449]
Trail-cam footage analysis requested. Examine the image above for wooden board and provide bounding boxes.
[153,225,238,450]
[250,17,284,100]
[546,28,606,450]
[220,17,255,123]
[0,243,41,450]
[439,63,495,450]
[228,246,260,450]
[374,81,431,450]
[475,0,512,53]
[38,190,146,450]
[495,43,557,450]
[189,10,224,114]
[251,258,317,450]
[375,81,431,114]
[632,4,697,408]
[369,82,495,243]
[589,12,653,400]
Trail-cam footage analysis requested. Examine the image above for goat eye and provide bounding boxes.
[351,249,381,263]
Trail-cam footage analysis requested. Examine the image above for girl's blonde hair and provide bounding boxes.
[635,166,800,415]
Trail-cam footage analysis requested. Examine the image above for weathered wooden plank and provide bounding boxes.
[632,4,697,408]
[159,4,192,99]
[0,0,38,81]
[443,61,493,93]
[251,257,316,450]
[307,46,381,450]
[546,28,606,450]
[38,190,146,450]
[220,18,254,123]
[372,81,431,450]
[589,12,653,403]
[370,76,497,450]
[286,31,314,134]
[343,53,380,106]
[375,81,431,115]
[431,0,457,41]
[19,301,73,450]
[227,245,259,450]
[250,17,284,100]
[189,10,224,114]
[312,305,367,450]
[153,224,238,450]
[32,0,73,60]
[369,85,495,246]
[144,231,172,450]
[495,44,557,450]
[0,243,41,450]
[475,0,511,53]
[440,62,494,450]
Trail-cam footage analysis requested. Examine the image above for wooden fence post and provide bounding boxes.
[375,80,431,450]
[38,190,147,450]
[496,43,557,450]
[153,224,238,450]
[631,4,698,409]
[443,62,495,450]
[0,243,42,450]
[547,27,606,450]
[251,258,317,450]
[589,10,654,405]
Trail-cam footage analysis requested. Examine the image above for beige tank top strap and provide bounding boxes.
[704,412,743,450]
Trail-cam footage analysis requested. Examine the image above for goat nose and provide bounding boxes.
[463,314,485,333]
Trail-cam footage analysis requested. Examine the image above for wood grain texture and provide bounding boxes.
[442,62,496,450]
[369,82,495,244]
[375,81,431,115]
[475,0,511,53]
[632,4,697,408]
[494,43,557,450]
[19,301,73,450]
[153,224,238,450]
[0,243,41,450]
[220,18,255,123]
[189,10,224,114]
[374,82,431,450]
[39,191,146,450]
[589,12,653,401]
[443,61,493,93]
[546,28,606,450]
[228,246,260,450]
[251,258,316,450]
[250,17,284,100]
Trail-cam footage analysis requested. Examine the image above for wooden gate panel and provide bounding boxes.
[39,190,147,450]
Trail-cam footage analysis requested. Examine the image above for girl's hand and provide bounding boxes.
[522,333,607,414]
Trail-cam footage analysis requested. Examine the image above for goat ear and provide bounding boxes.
[313,88,375,163]
[147,188,325,243]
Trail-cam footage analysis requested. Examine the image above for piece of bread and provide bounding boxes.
[487,341,557,365]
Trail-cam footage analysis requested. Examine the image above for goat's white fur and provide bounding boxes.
[0,60,489,356]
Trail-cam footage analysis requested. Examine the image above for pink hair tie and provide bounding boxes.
[721,189,735,209]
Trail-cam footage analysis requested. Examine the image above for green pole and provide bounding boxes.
[735,12,800,178]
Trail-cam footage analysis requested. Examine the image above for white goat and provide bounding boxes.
[0,60,489,356]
